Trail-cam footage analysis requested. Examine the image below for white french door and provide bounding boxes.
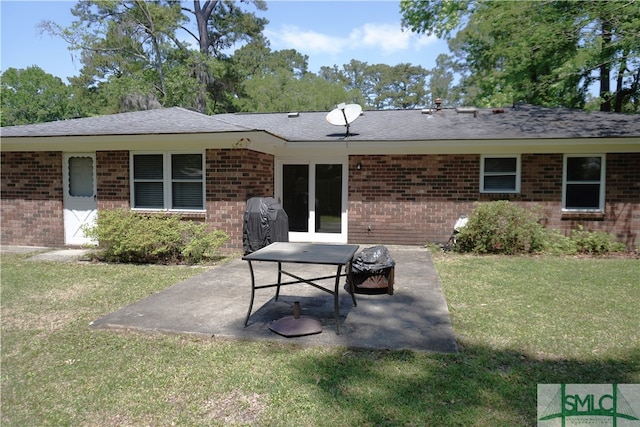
[63,153,97,245]
[276,158,348,243]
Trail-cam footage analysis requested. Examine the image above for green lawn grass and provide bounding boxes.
[1,252,638,426]
[433,253,640,359]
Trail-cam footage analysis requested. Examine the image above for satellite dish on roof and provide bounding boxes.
[326,103,362,136]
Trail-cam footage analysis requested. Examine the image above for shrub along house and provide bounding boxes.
[1,104,639,250]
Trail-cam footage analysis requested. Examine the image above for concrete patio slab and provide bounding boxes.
[88,245,458,353]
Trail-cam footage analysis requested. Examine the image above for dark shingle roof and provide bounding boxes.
[0,107,251,137]
[219,104,640,141]
[2,104,639,141]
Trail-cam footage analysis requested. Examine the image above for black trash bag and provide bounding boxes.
[351,246,395,274]
[243,197,289,255]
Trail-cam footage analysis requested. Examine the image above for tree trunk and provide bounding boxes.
[600,62,611,112]
[192,0,220,112]
[194,0,218,54]
[151,35,166,99]
[136,0,166,101]
[599,19,612,112]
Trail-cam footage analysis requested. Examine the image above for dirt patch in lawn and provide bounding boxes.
[202,389,268,425]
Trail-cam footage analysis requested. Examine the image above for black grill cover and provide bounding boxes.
[243,197,289,254]
[351,246,395,274]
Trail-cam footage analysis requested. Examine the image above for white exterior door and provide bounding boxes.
[275,158,348,243]
[63,153,97,245]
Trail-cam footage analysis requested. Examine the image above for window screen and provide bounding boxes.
[132,153,204,210]
[133,154,164,208]
[481,156,519,193]
[564,156,603,210]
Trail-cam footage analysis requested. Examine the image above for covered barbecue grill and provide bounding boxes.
[242,197,289,255]
[348,246,396,294]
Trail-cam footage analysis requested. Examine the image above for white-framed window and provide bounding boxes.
[480,155,520,193]
[562,154,605,212]
[131,152,205,211]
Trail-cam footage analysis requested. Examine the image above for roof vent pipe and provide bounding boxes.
[455,107,478,117]
[287,112,299,118]
[435,98,443,111]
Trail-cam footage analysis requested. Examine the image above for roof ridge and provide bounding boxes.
[210,112,260,131]
[2,106,638,139]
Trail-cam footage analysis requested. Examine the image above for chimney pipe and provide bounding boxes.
[435,98,442,111]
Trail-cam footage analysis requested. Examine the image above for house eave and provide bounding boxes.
[2,132,637,156]
[0,130,285,154]
[273,137,640,156]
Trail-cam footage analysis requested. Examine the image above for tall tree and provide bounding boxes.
[1,66,80,126]
[40,0,186,112]
[179,0,268,112]
[231,40,351,112]
[455,1,585,108]
[39,0,269,114]
[319,61,429,109]
[580,1,640,112]
[377,63,429,109]
[401,0,640,112]
[428,54,463,107]
[183,0,267,57]
[319,62,367,107]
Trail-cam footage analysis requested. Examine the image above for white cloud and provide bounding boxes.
[350,23,411,52]
[264,26,346,55]
[265,22,438,56]
[413,31,439,50]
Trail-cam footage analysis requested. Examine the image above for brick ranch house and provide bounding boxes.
[1,104,639,250]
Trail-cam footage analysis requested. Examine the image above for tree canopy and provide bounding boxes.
[231,40,353,112]
[319,60,431,109]
[37,0,269,114]
[4,0,637,126]
[0,66,81,126]
[2,0,438,124]
[401,0,640,112]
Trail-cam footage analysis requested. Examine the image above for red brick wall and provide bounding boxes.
[551,152,640,249]
[95,148,274,251]
[348,154,478,245]
[1,149,273,250]
[515,153,640,249]
[1,152,64,246]
[96,151,130,210]
[348,153,640,248]
[205,149,274,250]
[96,149,274,251]
[2,150,636,250]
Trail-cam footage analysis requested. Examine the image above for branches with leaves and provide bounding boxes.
[38,0,269,114]
[401,0,640,112]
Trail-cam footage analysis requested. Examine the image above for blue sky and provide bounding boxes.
[1,0,449,84]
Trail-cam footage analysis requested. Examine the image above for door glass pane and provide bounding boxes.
[68,157,94,197]
[315,164,342,233]
[283,165,309,232]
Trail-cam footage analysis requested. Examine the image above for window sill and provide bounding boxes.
[131,209,206,219]
[561,211,605,221]
[480,190,520,196]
